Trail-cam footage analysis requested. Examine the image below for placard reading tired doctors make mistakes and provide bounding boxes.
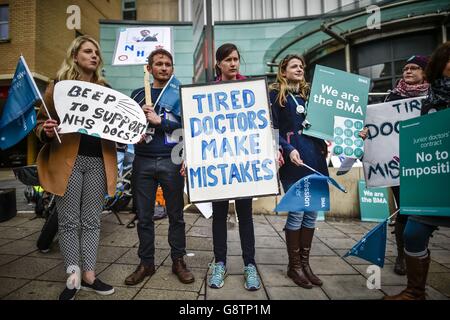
[181,78,280,203]
[400,108,450,217]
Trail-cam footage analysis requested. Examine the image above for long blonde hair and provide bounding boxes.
[270,54,310,107]
[56,35,106,84]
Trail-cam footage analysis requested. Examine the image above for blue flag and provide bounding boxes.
[344,219,387,267]
[274,174,346,213]
[157,75,181,116]
[0,56,41,150]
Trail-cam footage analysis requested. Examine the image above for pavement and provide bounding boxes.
[0,169,449,300]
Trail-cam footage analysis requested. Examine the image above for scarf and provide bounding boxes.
[215,73,247,82]
[422,77,450,114]
[391,78,429,98]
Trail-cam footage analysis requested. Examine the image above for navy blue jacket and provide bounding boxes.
[270,89,328,183]
[131,87,181,157]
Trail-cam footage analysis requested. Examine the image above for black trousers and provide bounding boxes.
[392,185,408,224]
[212,198,256,266]
[133,155,186,266]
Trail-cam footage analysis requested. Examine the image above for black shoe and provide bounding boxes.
[81,278,115,295]
[59,287,78,300]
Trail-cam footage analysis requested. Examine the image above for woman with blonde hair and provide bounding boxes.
[270,54,328,289]
[35,35,117,300]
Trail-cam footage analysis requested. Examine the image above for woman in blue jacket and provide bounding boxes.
[270,54,328,289]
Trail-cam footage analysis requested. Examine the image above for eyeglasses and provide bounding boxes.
[402,65,422,72]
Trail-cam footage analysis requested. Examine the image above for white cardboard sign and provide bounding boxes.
[54,80,147,144]
[112,27,172,66]
[181,78,280,203]
[363,96,425,187]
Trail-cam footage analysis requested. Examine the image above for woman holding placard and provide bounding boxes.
[270,54,328,289]
[35,36,117,300]
[360,55,429,276]
[384,41,450,300]
[207,43,261,291]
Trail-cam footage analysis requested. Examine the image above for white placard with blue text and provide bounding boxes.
[181,78,279,203]
[112,27,172,66]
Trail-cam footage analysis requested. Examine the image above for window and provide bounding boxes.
[0,5,9,40]
[122,0,136,20]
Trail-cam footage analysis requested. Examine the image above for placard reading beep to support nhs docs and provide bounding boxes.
[181,78,279,203]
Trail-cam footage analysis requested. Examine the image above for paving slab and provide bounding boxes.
[319,237,357,250]
[134,288,198,300]
[255,248,287,265]
[427,272,450,297]
[309,256,358,275]
[0,277,30,299]
[0,254,21,266]
[96,246,130,263]
[0,217,32,227]
[0,238,12,247]
[332,224,370,234]
[0,239,38,255]
[255,236,285,249]
[187,226,213,238]
[116,247,170,266]
[186,236,213,251]
[266,286,329,300]
[143,266,205,292]
[314,228,349,239]
[320,275,385,300]
[0,227,40,240]
[0,256,61,279]
[3,280,61,300]
[258,264,295,287]
[227,241,242,256]
[206,275,268,300]
[28,244,62,260]
[429,250,450,264]
[100,230,139,247]
[37,262,110,282]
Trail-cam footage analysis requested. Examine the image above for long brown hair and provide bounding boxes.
[270,54,309,107]
[425,41,450,84]
[56,35,106,84]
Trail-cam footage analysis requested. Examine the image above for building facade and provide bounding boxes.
[0,0,121,167]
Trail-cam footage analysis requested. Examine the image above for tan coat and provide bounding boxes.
[35,81,117,197]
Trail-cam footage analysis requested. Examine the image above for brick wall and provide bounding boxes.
[136,0,178,21]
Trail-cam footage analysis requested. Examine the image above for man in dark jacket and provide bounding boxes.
[124,49,194,286]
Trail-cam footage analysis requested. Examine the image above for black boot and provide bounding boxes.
[285,229,313,289]
[299,227,323,286]
[394,221,406,275]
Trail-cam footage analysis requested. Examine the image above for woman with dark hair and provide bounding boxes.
[207,43,261,291]
[35,36,117,300]
[361,55,429,276]
[384,41,450,300]
[270,54,328,289]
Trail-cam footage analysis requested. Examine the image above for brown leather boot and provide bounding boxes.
[285,229,313,289]
[172,257,195,284]
[384,251,430,300]
[300,227,323,286]
[124,264,155,285]
[393,221,406,275]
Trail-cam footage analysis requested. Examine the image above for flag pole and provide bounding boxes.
[20,55,61,144]
[301,163,325,176]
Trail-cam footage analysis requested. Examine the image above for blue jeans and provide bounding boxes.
[281,179,318,230]
[133,155,186,266]
[403,218,437,256]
